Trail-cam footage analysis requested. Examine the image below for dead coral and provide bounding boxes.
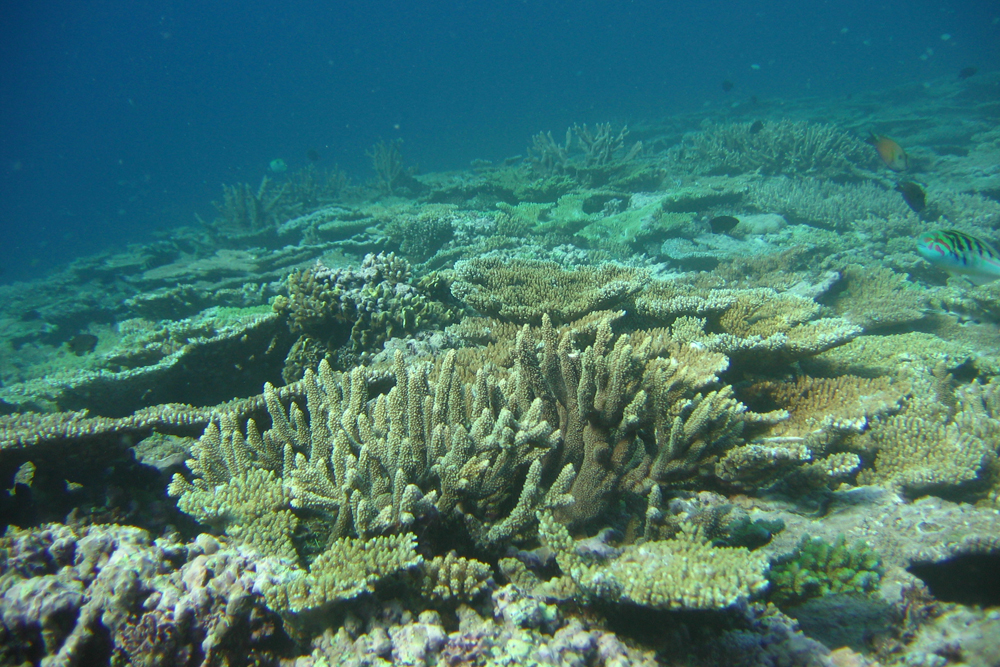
[211,176,296,234]
[367,139,405,195]
[526,123,643,181]
[0,525,285,667]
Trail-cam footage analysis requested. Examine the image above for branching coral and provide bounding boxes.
[169,309,796,579]
[850,364,1000,498]
[537,510,769,610]
[713,374,908,491]
[212,176,296,234]
[669,119,879,181]
[418,551,494,602]
[747,176,912,229]
[858,411,996,495]
[767,534,883,606]
[525,123,644,185]
[367,139,405,195]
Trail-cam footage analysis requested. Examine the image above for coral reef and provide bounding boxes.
[8,73,1000,666]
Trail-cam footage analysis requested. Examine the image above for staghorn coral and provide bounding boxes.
[525,123,645,187]
[168,407,427,615]
[669,119,879,181]
[767,534,884,606]
[537,510,769,610]
[170,311,789,569]
[366,139,404,195]
[169,348,574,551]
[450,257,644,325]
[211,175,297,234]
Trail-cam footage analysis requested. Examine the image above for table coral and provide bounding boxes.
[537,510,769,610]
[451,257,644,325]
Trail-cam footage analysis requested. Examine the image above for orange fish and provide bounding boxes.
[867,133,908,171]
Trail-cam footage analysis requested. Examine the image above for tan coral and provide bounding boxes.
[745,374,908,452]
[831,264,927,331]
[450,258,644,324]
[858,413,994,493]
[537,511,769,610]
[258,533,422,613]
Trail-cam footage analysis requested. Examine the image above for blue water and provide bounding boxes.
[2,0,997,283]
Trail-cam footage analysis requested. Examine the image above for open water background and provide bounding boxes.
[1,0,998,284]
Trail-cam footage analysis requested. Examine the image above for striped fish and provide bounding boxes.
[917,230,1000,284]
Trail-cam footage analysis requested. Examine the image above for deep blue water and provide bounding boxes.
[2,0,998,284]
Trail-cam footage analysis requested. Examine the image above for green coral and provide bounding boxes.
[767,534,884,606]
